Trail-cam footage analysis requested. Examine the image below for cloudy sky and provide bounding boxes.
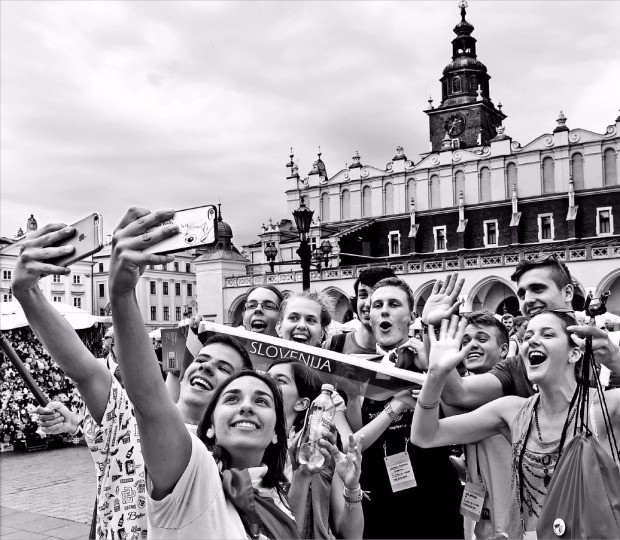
[2,1,619,247]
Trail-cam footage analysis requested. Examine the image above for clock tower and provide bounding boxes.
[425,1,506,153]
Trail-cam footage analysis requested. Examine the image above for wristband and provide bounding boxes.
[384,401,403,423]
[417,398,441,410]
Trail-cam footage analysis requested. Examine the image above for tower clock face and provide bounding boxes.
[445,113,466,136]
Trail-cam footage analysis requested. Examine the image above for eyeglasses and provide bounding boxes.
[244,300,280,312]
[543,254,572,285]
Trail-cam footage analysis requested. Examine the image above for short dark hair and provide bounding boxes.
[197,370,288,496]
[463,310,509,348]
[268,359,322,433]
[244,284,284,305]
[182,334,253,375]
[510,256,573,290]
[280,290,333,329]
[371,277,414,311]
[353,266,397,298]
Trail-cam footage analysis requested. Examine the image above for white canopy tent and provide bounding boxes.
[0,300,111,331]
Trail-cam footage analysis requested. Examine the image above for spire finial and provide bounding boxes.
[458,0,468,21]
[428,95,434,110]
[318,145,321,159]
[217,203,222,222]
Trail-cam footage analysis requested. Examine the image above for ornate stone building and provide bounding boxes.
[218,2,619,327]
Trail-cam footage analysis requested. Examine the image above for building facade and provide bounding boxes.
[0,215,96,312]
[93,243,198,332]
[219,3,619,326]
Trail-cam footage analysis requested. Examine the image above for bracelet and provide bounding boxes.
[384,401,402,423]
[421,322,429,335]
[343,484,362,500]
[417,398,441,410]
[69,424,83,437]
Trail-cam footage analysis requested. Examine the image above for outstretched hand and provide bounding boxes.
[422,273,465,326]
[109,208,178,297]
[568,324,620,371]
[12,224,75,295]
[332,433,364,490]
[428,315,473,374]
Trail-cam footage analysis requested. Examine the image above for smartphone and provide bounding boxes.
[143,205,218,255]
[49,213,104,266]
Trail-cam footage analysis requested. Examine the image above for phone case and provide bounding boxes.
[49,213,104,267]
[142,205,218,255]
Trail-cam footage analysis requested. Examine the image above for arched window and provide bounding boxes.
[320,192,330,222]
[604,148,618,186]
[506,162,518,198]
[405,178,415,207]
[469,76,478,93]
[341,189,350,220]
[362,186,372,217]
[479,167,491,202]
[429,175,440,209]
[383,182,394,214]
[542,157,555,193]
[453,170,465,205]
[571,153,584,190]
[452,76,462,94]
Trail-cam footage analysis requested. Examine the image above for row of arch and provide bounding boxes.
[317,148,618,220]
[228,269,620,326]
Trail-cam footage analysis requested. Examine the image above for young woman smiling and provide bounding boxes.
[276,290,333,347]
[410,311,620,538]
[267,359,364,539]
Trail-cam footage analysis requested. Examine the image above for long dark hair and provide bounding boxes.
[268,358,322,433]
[197,370,289,495]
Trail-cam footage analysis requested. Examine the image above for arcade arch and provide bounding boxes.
[598,269,620,316]
[468,277,518,315]
[412,280,436,318]
[321,286,350,323]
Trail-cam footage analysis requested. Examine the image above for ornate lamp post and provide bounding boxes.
[292,196,314,290]
[313,240,333,272]
[264,242,278,273]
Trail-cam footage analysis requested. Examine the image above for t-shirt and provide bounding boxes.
[359,398,464,539]
[490,355,535,398]
[465,435,512,539]
[82,377,147,540]
[325,331,376,355]
[148,433,293,539]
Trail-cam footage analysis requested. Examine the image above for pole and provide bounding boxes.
[0,332,49,406]
[297,238,312,291]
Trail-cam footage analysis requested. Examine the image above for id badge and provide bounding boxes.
[384,451,416,492]
[460,482,486,521]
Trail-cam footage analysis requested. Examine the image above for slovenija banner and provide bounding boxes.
[189,322,425,401]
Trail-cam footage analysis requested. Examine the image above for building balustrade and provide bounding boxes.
[223,241,620,289]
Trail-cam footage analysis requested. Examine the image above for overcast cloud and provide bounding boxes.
[2,1,619,247]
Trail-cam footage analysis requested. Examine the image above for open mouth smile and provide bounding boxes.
[291,332,310,343]
[528,350,547,367]
[231,420,260,430]
[190,376,214,391]
[527,306,546,317]
[251,320,268,332]
[467,351,484,361]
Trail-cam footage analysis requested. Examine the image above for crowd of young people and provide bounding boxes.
[11,207,620,539]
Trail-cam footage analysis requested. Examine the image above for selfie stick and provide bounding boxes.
[0,332,49,406]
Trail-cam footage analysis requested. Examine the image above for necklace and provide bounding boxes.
[532,400,577,487]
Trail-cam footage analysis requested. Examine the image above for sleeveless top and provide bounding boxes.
[507,393,599,539]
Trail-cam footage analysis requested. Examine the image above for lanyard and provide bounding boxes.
[383,437,409,457]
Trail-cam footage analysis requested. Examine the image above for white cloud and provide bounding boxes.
[2,1,619,245]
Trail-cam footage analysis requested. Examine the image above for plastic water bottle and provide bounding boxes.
[298,383,336,468]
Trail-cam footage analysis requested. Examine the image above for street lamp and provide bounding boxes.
[313,240,333,272]
[264,242,278,273]
[292,196,314,290]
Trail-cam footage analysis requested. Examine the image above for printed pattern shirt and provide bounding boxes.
[82,377,147,540]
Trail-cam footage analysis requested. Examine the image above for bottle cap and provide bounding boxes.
[321,383,335,392]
